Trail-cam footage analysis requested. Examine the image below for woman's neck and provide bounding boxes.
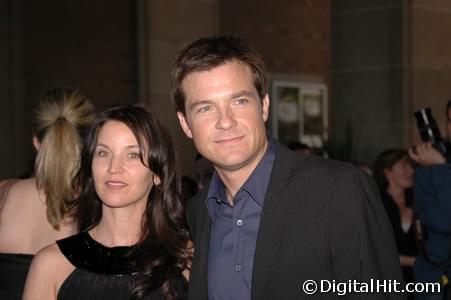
[90,207,144,247]
[387,185,406,206]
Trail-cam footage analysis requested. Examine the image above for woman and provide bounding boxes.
[0,88,94,299]
[373,148,418,283]
[23,105,191,299]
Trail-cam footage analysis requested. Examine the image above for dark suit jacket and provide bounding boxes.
[187,143,405,299]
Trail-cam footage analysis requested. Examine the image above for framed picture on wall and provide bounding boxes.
[271,81,328,149]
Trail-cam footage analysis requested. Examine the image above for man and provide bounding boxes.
[172,36,404,299]
[409,100,451,299]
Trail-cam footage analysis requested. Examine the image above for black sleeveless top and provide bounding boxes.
[0,253,33,299]
[0,180,31,299]
[56,232,187,300]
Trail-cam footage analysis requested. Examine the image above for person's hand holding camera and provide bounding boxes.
[408,142,446,166]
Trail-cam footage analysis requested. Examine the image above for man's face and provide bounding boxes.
[177,60,269,173]
[447,107,451,139]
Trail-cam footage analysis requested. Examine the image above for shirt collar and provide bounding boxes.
[206,138,276,209]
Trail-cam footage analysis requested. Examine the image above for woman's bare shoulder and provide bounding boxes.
[29,243,73,277]
[3,178,39,207]
[34,243,63,262]
[23,243,74,300]
[8,178,36,196]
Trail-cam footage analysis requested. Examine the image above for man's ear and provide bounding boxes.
[262,94,270,122]
[177,111,193,139]
[32,136,41,151]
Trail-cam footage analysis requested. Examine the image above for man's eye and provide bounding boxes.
[234,98,249,105]
[197,105,211,113]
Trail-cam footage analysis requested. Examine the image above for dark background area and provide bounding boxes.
[2,0,451,178]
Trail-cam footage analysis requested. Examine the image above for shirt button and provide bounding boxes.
[236,219,243,226]
[235,264,242,272]
[216,198,222,204]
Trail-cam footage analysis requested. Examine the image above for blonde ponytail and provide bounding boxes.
[33,89,94,228]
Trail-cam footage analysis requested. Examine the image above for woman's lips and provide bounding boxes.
[105,180,127,189]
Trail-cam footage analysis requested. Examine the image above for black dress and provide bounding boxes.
[56,232,187,300]
[0,180,30,299]
[0,253,33,299]
[380,190,418,283]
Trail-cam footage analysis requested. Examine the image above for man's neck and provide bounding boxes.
[215,141,269,205]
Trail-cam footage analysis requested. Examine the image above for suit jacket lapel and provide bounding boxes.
[188,189,211,300]
[251,144,298,300]
[196,214,211,300]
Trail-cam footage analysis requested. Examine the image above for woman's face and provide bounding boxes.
[384,157,414,190]
[92,120,160,210]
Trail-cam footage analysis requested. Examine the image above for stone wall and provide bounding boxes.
[0,0,136,178]
[409,0,451,142]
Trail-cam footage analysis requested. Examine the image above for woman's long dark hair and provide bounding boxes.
[71,105,190,299]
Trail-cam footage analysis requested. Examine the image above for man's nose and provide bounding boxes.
[216,106,237,130]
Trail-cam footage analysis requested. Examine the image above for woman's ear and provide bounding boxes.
[153,174,161,186]
[32,136,41,151]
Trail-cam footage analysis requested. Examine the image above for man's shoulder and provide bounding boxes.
[186,188,209,217]
[274,143,359,181]
[189,187,208,204]
[186,188,209,237]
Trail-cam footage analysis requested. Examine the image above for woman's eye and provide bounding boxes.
[96,150,109,157]
[128,152,140,159]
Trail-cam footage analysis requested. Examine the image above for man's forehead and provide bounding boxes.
[183,60,251,82]
[182,64,256,101]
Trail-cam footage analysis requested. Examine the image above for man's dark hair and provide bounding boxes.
[171,36,268,114]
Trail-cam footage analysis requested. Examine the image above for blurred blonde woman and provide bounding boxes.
[0,88,95,299]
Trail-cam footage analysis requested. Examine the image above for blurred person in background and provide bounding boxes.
[0,88,95,299]
[409,99,451,300]
[373,149,418,284]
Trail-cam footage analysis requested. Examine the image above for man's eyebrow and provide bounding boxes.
[229,90,255,99]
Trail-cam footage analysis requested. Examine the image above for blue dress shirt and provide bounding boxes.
[206,139,275,300]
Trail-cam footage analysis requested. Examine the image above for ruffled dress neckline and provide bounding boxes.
[56,231,138,275]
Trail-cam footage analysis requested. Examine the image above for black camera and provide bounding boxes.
[414,108,448,155]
